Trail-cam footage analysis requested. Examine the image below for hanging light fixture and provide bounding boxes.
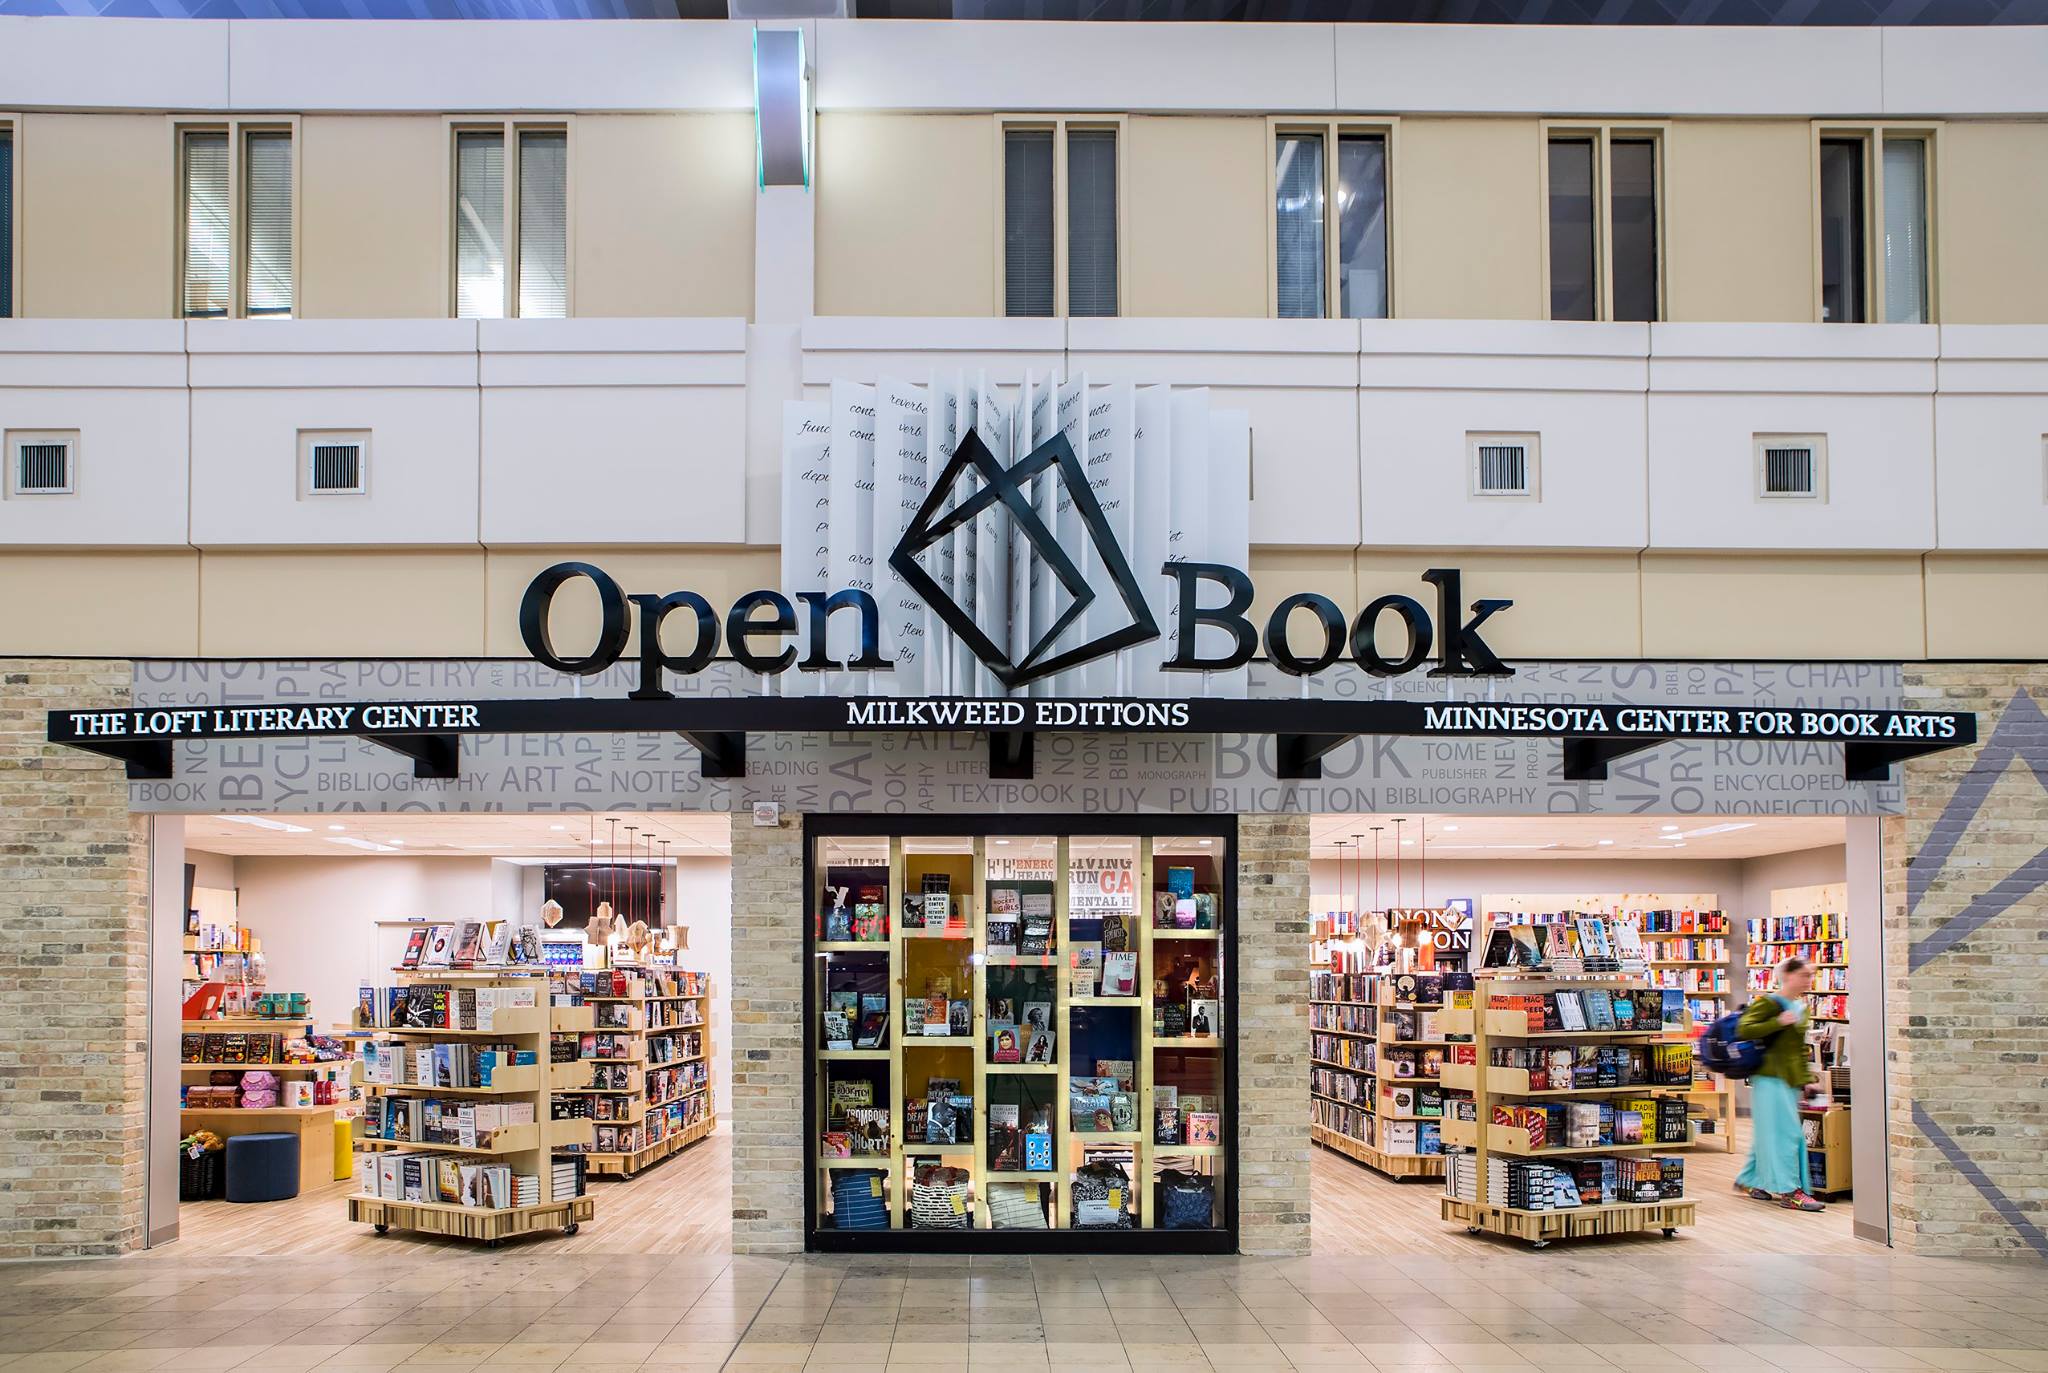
[1391,817,1408,949]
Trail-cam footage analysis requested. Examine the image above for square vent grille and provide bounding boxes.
[1467,433,1539,499]
[7,433,78,496]
[1756,435,1826,500]
[299,431,369,497]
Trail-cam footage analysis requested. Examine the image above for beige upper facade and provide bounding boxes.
[0,18,2043,664]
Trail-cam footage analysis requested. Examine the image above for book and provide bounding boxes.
[987,916,1019,959]
[822,1010,853,1052]
[854,994,889,1049]
[1186,1112,1220,1146]
[1070,941,1103,997]
[400,929,428,969]
[1102,951,1138,997]
[420,925,455,968]
[1024,1028,1055,1064]
[1095,1058,1135,1091]
[988,1104,1021,1170]
[1154,890,1179,929]
[451,921,484,966]
[1154,1105,1181,1144]
[989,1021,1021,1063]
[1188,998,1219,1038]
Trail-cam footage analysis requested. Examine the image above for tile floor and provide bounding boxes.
[6,1242,2047,1373]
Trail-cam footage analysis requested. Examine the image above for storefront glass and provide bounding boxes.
[806,819,1235,1250]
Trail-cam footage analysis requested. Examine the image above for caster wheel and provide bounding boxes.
[1532,1239,1550,1250]
[485,1239,501,1249]
[1663,1227,1677,1238]
[564,1222,580,1236]
[374,1224,389,1235]
[1466,1227,1481,1235]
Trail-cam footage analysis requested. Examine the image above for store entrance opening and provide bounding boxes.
[159,811,734,1256]
[1305,812,1873,1257]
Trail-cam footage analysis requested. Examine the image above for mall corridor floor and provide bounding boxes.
[2,1243,2046,1373]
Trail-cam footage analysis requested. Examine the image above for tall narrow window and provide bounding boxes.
[455,132,506,319]
[243,131,293,318]
[518,131,567,319]
[1004,130,1054,318]
[1336,135,1387,320]
[1065,129,1117,319]
[1819,138,1866,324]
[181,131,231,319]
[1546,137,1596,322]
[0,129,13,319]
[1609,138,1657,323]
[1274,133,1325,320]
[1882,137,1928,325]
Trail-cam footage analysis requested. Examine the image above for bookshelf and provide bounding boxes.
[1308,968,1457,1180]
[555,965,716,1177]
[179,1011,354,1184]
[1439,974,1698,1247]
[811,834,1226,1235]
[1637,908,1736,1151]
[351,969,597,1246]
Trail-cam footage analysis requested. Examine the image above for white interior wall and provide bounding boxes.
[187,848,236,891]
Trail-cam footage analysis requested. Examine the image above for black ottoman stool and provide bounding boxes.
[225,1132,300,1202]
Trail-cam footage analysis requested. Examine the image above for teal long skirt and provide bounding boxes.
[1738,1074,1809,1195]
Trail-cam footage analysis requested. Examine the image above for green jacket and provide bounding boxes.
[1738,994,1814,1088]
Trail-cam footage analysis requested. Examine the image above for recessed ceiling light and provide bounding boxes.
[1198,839,1213,847]
[387,838,405,846]
[1660,824,1680,832]
[995,839,1011,846]
[550,824,568,832]
[213,815,311,834]
[327,824,346,832]
[1401,839,1413,846]
[327,836,399,853]
[1443,825,1459,832]
[1598,839,1615,846]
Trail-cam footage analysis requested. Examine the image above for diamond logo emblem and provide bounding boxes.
[888,429,1159,690]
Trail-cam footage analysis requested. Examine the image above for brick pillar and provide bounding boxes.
[726,807,805,1254]
[0,661,149,1257]
[1235,813,1311,1256]
[1891,665,2048,1257]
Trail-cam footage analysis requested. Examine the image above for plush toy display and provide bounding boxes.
[238,1069,281,1109]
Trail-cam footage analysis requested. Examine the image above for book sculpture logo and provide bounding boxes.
[889,429,1158,690]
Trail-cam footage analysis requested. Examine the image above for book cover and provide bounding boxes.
[400,929,428,969]
[989,1021,1021,1063]
[1187,1112,1220,1145]
[1188,998,1219,1037]
[822,1010,853,1051]
[1154,890,1179,929]
[1095,1058,1135,1091]
[451,920,484,966]
[420,925,455,967]
[1102,951,1138,997]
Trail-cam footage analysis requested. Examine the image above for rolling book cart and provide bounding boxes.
[560,966,717,1177]
[1439,973,1697,1247]
[351,968,597,1246]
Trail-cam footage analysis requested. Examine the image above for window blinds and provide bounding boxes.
[1336,135,1387,320]
[455,132,507,319]
[1546,138,1597,322]
[1818,139,1866,324]
[518,131,568,320]
[0,132,12,318]
[181,131,231,319]
[243,131,293,317]
[1274,134,1325,320]
[1066,129,1117,318]
[1005,130,1054,318]
[1882,139,1928,325]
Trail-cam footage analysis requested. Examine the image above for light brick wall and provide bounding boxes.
[1891,665,2048,1258]
[726,808,805,1254]
[1236,813,1311,1256]
[0,661,149,1257]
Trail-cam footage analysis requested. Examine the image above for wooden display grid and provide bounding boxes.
[815,835,1221,1236]
[570,970,717,1178]
[352,969,595,1246]
[1439,972,1696,1248]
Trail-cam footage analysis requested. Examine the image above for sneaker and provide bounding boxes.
[1733,1182,1770,1200]
[1779,1190,1826,1211]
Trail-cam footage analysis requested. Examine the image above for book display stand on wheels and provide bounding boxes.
[352,968,597,1246]
[1309,969,1453,1180]
[1439,973,1697,1248]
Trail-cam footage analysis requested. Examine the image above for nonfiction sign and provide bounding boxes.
[110,658,1944,818]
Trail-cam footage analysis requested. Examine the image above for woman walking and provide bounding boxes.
[1736,956,1826,1211]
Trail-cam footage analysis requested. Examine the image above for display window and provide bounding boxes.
[805,817,1236,1251]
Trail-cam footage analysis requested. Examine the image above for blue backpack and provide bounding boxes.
[1697,1010,1766,1079]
